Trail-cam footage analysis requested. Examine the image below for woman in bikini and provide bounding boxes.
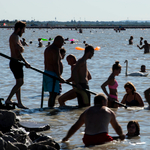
[101,61,121,108]
[121,82,144,107]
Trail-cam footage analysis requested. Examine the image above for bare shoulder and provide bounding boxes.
[9,33,18,42]
[105,106,115,115]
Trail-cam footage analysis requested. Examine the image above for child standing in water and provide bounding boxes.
[101,61,121,108]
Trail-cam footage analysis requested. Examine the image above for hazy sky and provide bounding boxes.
[0,0,150,22]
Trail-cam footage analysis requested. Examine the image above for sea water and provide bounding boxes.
[0,28,150,149]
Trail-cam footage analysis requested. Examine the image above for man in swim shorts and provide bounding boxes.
[72,45,94,107]
[62,93,125,146]
[43,35,65,107]
[5,21,30,109]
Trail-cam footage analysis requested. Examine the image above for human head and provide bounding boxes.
[127,120,140,136]
[112,61,121,75]
[94,93,107,106]
[144,40,148,45]
[53,35,64,48]
[141,65,146,72]
[60,48,66,59]
[66,54,77,66]
[38,38,41,42]
[124,81,136,94]
[84,45,94,59]
[130,36,133,39]
[14,21,26,37]
[140,37,143,40]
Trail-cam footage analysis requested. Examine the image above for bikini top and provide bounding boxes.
[108,79,118,89]
[125,93,139,106]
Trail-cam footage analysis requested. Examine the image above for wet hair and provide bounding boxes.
[94,93,107,106]
[112,61,121,72]
[14,21,26,31]
[84,45,94,54]
[60,48,66,55]
[124,81,136,94]
[66,54,77,64]
[127,120,140,136]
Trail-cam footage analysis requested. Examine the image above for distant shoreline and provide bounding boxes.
[0,25,150,29]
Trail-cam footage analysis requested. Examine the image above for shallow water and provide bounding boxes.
[0,28,150,149]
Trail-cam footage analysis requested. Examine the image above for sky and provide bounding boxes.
[0,0,150,22]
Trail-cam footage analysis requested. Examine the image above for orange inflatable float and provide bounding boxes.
[75,47,85,50]
[75,46,100,51]
[94,47,100,51]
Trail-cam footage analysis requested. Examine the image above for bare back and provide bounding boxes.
[73,57,88,84]
[9,32,24,60]
[84,106,113,135]
[44,44,61,76]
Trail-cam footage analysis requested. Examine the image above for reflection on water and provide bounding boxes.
[0,28,150,149]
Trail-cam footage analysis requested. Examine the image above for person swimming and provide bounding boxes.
[140,65,146,72]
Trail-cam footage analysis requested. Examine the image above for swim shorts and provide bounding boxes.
[43,70,60,93]
[83,132,113,146]
[75,83,90,107]
[10,60,24,79]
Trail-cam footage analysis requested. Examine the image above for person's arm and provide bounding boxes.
[137,45,144,50]
[14,36,30,68]
[110,111,125,140]
[87,70,92,80]
[135,93,144,107]
[62,112,85,141]
[101,78,111,98]
[14,36,24,53]
[53,49,61,77]
[121,94,127,104]
[66,77,73,82]
[66,66,74,82]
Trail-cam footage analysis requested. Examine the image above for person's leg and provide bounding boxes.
[6,78,28,109]
[58,89,77,106]
[5,78,23,104]
[48,92,58,107]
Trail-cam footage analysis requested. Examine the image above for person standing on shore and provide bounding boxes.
[43,35,65,107]
[72,45,94,107]
[5,21,30,109]
[62,93,125,146]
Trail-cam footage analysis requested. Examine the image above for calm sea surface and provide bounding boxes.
[0,28,150,149]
